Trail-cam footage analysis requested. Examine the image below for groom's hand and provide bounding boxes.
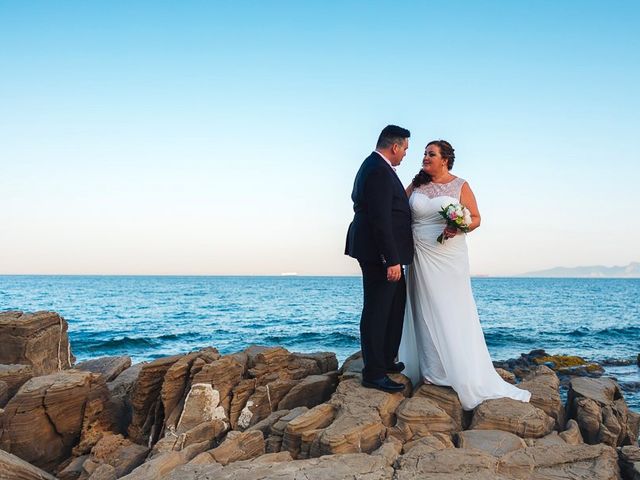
[387,264,401,282]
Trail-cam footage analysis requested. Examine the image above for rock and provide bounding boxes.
[75,356,132,383]
[168,451,394,480]
[395,446,502,479]
[518,365,564,428]
[277,372,338,410]
[0,311,74,375]
[470,398,555,438]
[246,410,290,438]
[293,352,339,374]
[0,448,57,480]
[456,430,526,456]
[532,430,567,446]
[403,434,454,453]
[498,443,621,479]
[119,451,187,480]
[229,378,256,429]
[57,455,88,480]
[248,348,321,385]
[339,351,363,376]
[86,464,116,480]
[160,348,220,432]
[282,403,336,458]
[314,377,404,456]
[107,363,143,434]
[618,445,640,480]
[127,354,182,446]
[559,418,584,444]
[265,406,309,453]
[413,383,465,430]
[567,377,639,446]
[495,368,516,384]
[240,379,298,428]
[389,396,457,442]
[175,383,228,434]
[198,430,265,466]
[80,433,148,479]
[0,364,34,406]
[191,355,245,417]
[151,420,226,458]
[0,370,114,472]
[0,380,8,407]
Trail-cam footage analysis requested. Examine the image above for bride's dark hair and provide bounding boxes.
[412,140,456,188]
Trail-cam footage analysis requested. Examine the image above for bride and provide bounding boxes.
[398,140,530,410]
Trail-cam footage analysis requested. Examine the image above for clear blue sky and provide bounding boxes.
[1,1,639,275]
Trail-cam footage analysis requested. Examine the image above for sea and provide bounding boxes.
[1,275,638,411]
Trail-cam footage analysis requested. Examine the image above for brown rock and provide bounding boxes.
[495,368,516,384]
[249,347,321,385]
[75,356,132,383]
[0,448,57,480]
[119,451,187,480]
[57,454,88,480]
[175,383,228,434]
[282,403,336,458]
[567,377,639,446]
[395,446,503,480]
[80,433,148,479]
[0,364,34,405]
[277,372,338,410]
[246,409,290,438]
[618,445,640,480]
[106,363,143,434]
[160,348,220,432]
[559,418,584,444]
[151,420,226,458]
[168,451,394,480]
[339,351,363,376]
[498,443,621,479]
[127,354,182,445]
[0,380,8,407]
[456,429,526,456]
[293,352,338,374]
[389,396,457,442]
[518,365,564,428]
[413,383,465,430]
[229,378,256,430]
[470,398,555,438]
[0,311,74,375]
[239,379,298,428]
[0,370,113,472]
[402,434,454,453]
[191,355,245,417]
[86,464,116,480]
[206,430,265,466]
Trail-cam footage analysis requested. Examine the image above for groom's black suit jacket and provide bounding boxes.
[345,152,413,266]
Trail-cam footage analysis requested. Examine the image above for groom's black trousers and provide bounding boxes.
[359,261,406,382]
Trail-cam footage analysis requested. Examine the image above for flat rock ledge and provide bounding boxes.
[0,310,638,479]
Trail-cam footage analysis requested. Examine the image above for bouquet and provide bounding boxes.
[437,203,472,244]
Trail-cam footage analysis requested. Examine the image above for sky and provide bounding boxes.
[1,1,639,276]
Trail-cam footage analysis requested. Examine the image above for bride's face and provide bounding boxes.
[422,144,447,174]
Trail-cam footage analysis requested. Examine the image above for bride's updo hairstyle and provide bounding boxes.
[412,140,456,188]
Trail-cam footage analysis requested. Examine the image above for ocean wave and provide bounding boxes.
[568,325,639,338]
[262,331,359,346]
[75,331,204,351]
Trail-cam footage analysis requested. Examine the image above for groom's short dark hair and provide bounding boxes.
[376,125,410,149]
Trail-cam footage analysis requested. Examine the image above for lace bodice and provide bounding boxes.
[414,177,466,200]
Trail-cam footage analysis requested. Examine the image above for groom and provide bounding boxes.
[345,125,414,392]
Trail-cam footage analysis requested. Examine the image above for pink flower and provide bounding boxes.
[449,212,458,220]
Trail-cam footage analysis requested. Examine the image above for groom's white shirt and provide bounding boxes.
[374,150,397,174]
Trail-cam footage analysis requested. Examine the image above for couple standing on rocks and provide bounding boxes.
[346,125,530,410]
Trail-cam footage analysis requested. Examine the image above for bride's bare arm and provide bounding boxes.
[460,182,481,232]
[405,184,414,198]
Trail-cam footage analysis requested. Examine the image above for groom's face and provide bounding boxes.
[390,138,409,166]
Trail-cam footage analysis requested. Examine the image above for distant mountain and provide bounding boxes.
[522,262,640,278]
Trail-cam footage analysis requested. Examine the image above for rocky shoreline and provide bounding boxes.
[0,311,639,480]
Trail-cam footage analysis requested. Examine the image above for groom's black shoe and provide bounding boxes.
[387,362,405,374]
[361,376,405,393]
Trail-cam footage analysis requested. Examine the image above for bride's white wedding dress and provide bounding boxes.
[398,177,530,410]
